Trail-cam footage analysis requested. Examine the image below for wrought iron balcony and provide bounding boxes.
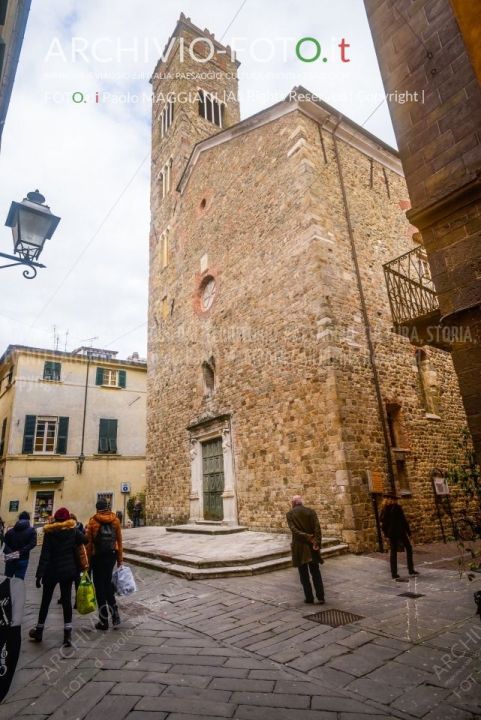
[383,245,439,326]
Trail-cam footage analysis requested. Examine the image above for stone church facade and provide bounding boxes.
[146,14,469,550]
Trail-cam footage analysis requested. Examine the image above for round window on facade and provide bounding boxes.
[200,276,216,311]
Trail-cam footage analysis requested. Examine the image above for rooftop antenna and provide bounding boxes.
[64,329,69,352]
[80,336,99,348]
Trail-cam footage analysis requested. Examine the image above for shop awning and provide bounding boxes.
[29,477,64,486]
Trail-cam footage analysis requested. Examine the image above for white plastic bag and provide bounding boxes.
[112,565,137,596]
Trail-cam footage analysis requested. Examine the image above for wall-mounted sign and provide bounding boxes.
[433,475,449,495]
[367,470,384,494]
[120,483,131,494]
[8,501,19,513]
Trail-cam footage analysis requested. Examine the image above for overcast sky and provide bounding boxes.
[0,0,395,360]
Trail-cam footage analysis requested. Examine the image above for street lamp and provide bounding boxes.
[1,190,60,279]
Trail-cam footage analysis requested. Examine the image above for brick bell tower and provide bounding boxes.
[146,15,240,521]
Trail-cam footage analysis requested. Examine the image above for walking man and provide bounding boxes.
[3,511,37,579]
[380,493,418,580]
[132,501,142,528]
[286,496,325,604]
[86,498,123,630]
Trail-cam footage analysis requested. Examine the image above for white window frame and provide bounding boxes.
[160,99,174,139]
[102,369,119,387]
[159,158,173,200]
[34,416,58,455]
[198,89,225,128]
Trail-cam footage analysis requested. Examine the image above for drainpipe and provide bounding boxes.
[76,352,91,474]
[331,117,396,492]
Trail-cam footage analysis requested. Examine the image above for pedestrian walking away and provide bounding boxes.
[380,493,419,580]
[86,498,123,630]
[286,495,325,604]
[29,507,87,647]
[132,501,142,528]
[56,513,86,607]
[0,517,5,548]
[3,511,37,579]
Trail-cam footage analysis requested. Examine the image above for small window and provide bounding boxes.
[161,296,169,320]
[396,459,410,494]
[202,359,215,398]
[159,158,173,199]
[161,229,169,269]
[98,418,118,454]
[200,276,216,311]
[386,403,408,449]
[34,417,58,454]
[95,368,127,388]
[96,491,113,509]
[160,98,175,138]
[43,361,61,381]
[198,89,224,128]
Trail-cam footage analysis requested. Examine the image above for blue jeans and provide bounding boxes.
[4,559,29,580]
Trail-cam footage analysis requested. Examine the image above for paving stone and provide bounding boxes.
[288,643,349,671]
[274,679,328,695]
[234,707,337,720]
[84,694,139,720]
[423,703,476,719]
[111,682,163,696]
[48,681,114,720]
[248,669,292,680]
[366,660,435,688]
[309,664,356,688]
[143,653,227,666]
[124,661,172,673]
[137,696,236,717]
[143,671,211,688]
[170,664,250,678]
[326,643,399,677]
[0,699,33,719]
[346,676,405,704]
[93,670,147,682]
[210,678,275,692]
[395,645,454,672]
[311,694,386,713]
[225,657,276,670]
[391,684,451,717]
[337,631,377,649]
[230,691,309,709]
[162,685,232,702]
[125,713,168,720]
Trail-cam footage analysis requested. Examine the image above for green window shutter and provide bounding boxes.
[0,418,6,456]
[56,417,69,454]
[43,361,52,379]
[108,419,118,453]
[22,415,36,454]
[118,370,126,388]
[99,419,118,454]
[95,367,104,385]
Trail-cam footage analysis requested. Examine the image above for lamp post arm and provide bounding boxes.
[0,251,46,279]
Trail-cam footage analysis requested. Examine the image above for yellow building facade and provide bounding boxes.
[0,345,146,527]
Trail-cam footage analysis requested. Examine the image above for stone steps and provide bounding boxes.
[123,540,349,580]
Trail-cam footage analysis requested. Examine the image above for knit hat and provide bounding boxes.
[54,507,70,522]
[96,498,108,511]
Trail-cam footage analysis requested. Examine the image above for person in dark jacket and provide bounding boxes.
[286,496,325,604]
[3,511,37,579]
[380,494,419,580]
[29,507,87,647]
[132,501,142,528]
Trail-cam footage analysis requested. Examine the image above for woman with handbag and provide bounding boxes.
[29,507,87,648]
[380,494,419,580]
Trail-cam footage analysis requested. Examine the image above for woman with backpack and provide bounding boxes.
[29,507,87,647]
[86,498,123,630]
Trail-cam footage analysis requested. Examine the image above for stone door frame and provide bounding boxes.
[188,414,237,525]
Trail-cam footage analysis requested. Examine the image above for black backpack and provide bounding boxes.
[94,523,116,554]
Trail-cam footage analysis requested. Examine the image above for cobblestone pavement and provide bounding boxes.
[2,544,481,719]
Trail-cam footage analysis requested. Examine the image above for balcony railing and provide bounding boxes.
[383,246,439,325]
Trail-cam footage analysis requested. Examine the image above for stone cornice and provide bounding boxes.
[406,172,481,230]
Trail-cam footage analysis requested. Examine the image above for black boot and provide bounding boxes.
[95,605,109,631]
[29,626,43,642]
[111,605,121,629]
[63,628,72,648]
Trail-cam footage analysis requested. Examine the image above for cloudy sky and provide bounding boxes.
[0,0,395,360]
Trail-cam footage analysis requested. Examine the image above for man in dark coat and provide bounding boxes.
[3,511,37,579]
[29,507,87,648]
[286,496,325,604]
[380,494,418,579]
